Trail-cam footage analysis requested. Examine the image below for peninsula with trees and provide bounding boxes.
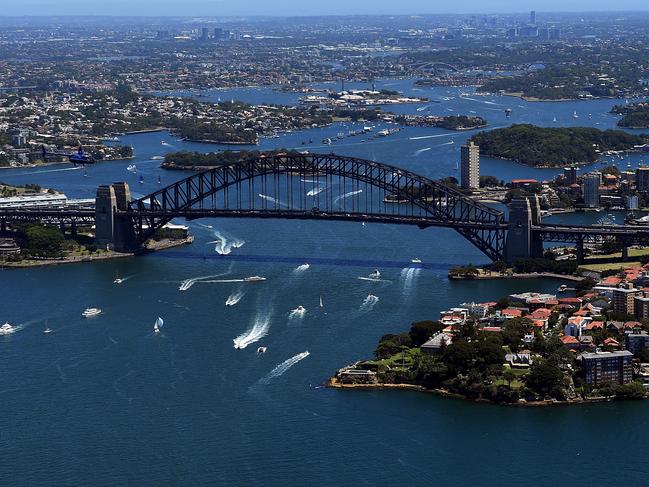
[611,102,649,129]
[470,124,648,167]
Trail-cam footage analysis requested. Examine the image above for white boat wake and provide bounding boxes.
[259,351,310,384]
[409,133,455,141]
[359,294,379,312]
[233,313,271,349]
[179,267,232,291]
[414,147,432,156]
[210,231,245,255]
[334,189,363,204]
[293,263,310,273]
[259,193,289,207]
[307,186,326,196]
[226,290,245,306]
[400,267,421,293]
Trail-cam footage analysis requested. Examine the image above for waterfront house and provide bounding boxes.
[421,333,454,355]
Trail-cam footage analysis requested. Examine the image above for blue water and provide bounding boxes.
[3,80,649,486]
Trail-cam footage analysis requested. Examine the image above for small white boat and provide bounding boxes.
[573,111,579,119]
[0,322,16,335]
[257,346,267,353]
[292,305,306,315]
[153,317,164,334]
[82,308,102,318]
[411,258,422,264]
[113,276,124,284]
[557,285,568,292]
[369,269,381,280]
[319,295,324,308]
[377,129,390,137]
[43,327,53,334]
[244,276,267,282]
[127,164,137,173]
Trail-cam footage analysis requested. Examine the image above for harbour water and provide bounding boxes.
[2,82,649,485]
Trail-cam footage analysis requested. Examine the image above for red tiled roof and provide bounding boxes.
[561,336,579,344]
[586,321,604,330]
[604,338,620,346]
[502,308,523,317]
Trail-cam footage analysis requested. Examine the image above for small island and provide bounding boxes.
[395,114,487,130]
[611,102,649,129]
[470,124,648,167]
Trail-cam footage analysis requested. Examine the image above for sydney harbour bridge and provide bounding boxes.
[2,152,649,263]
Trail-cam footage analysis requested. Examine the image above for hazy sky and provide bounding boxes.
[3,0,649,16]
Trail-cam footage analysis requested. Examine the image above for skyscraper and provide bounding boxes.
[530,10,536,25]
[460,141,480,190]
[582,172,601,208]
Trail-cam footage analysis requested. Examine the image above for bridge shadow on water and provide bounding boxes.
[150,251,457,271]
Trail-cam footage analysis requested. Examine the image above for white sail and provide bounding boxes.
[319,295,323,308]
[154,317,164,333]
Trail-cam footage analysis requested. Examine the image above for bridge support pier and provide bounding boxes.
[95,182,136,252]
[576,237,584,265]
[505,196,544,264]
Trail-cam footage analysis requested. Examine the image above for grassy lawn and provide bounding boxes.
[364,348,423,369]
[579,261,642,272]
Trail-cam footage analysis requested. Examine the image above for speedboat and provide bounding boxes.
[43,327,53,334]
[244,276,267,282]
[0,322,15,335]
[369,269,381,280]
[257,346,267,353]
[82,308,102,318]
[113,277,124,284]
[292,305,306,315]
[411,258,422,264]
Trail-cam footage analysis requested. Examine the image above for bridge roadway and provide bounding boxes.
[4,206,649,242]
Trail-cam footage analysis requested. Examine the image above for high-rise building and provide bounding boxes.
[530,10,536,25]
[213,28,224,40]
[636,167,649,192]
[460,141,480,190]
[612,283,639,315]
[581,351,633,386]
[564,167,577,186]
[200,27,209,41]
[582,172,601,207]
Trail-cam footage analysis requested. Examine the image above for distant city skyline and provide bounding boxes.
[3,0,649,16]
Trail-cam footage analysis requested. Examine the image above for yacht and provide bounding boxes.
[411,258,422,264]
[113,278,124,284]
[82,308,102,318]
[244,276,267,282]
[153,317,164,334]
[558,285,568,292]
[0,322,15,335]
[369,269,381,280]
[127,164,137,173]
[257,346,267,353]
[293,305,306,314]
[43,327,53,334]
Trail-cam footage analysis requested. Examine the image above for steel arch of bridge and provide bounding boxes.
[128,153,507,260]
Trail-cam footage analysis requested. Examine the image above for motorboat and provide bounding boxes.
[558,285,568,292]
[369,269,381,280]
[0,322,15,335]
[292,305,306,314]
[43,327,53,334]
[82,308,102,318]
[377,129,390,137]
[244,276,267,282]
[257,346,267,353]
[113,276,124,284]
[127,164,137,173]
[411,258,422,264]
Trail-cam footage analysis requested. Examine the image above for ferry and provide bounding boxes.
[0,322,16,335]
[82,308,102,318]
[244,276,267,282]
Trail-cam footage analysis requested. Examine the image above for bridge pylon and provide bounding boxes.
[505,196,544,264]
[95,182,136,252]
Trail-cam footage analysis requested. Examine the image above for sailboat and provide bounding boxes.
[319,295,324,309]
[153,317,164,334]
[139,174,144,184]
[43,320,52,334]
[553,115,557,122]
[573,111,579,119]
[158,175,162,185]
